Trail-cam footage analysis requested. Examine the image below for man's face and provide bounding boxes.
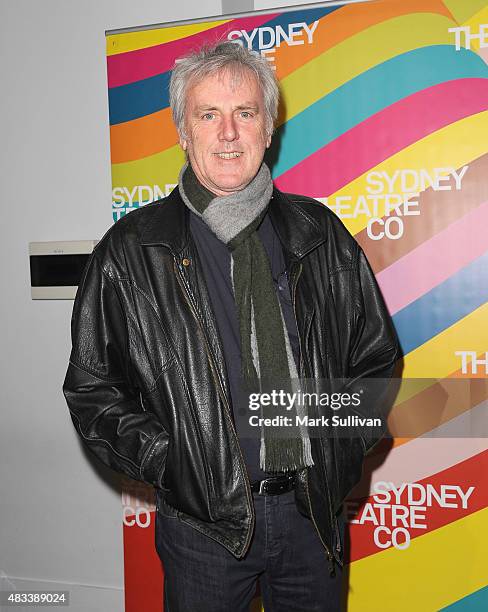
[179,68,272,196]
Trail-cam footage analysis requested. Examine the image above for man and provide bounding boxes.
[64,42,398,611]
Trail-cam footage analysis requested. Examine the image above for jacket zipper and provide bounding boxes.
[173,259,255,557]
[290,261,335,574]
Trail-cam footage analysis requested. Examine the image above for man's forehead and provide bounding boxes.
[194,101,259,111]
[187,66,261,98]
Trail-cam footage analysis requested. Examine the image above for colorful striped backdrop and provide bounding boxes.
[106,1,488,610]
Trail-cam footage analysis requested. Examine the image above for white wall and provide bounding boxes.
[0,1,221,611]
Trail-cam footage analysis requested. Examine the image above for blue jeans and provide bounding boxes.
[155,490,343,611]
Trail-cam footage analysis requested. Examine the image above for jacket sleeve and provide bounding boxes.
[63,251,170,488]
[344,245,400,454]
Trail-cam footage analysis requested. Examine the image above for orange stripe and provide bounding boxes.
[370,353,488,455]
[110,107,179,165]
[274,0,455,81]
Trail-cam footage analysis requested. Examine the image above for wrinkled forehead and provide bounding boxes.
[215,64,259,90]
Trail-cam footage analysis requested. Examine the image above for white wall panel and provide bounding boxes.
[0,1,221,610]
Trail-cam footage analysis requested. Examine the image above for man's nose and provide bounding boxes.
[219,115,238,141]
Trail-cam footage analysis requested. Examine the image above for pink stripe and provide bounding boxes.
[275,78,488,196]
[361,437,488,497]
[107,14,279,88]
[377,201,488,315]
[350,403,488,499]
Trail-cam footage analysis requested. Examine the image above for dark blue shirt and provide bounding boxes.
[189,210,300,481]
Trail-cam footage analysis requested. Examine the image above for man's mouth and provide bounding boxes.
[214,152,242,159]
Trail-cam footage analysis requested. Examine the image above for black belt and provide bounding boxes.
[250,472,297,496]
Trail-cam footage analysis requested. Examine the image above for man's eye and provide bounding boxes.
[202,113,215,120]
[240,111,253,119]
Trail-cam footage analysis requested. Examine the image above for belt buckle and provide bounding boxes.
[256,473,296,495]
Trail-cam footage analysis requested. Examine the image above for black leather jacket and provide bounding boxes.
[63,185,398,567]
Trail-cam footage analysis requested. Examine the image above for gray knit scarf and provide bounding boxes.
[179,161,313,473]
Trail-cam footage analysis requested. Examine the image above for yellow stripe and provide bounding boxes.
[111,144,185,191]
[443,0,488,25]
[391,377,439,407]
[465,5,488,27]
[463,6,488,51]
[280,12,454,124]
[402,302,488,379]
[385,303,488,407]
[106,20,230,56]
[348,507,488,611]
[327,110,488,237]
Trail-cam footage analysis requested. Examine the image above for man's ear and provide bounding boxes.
[179,134,188,151]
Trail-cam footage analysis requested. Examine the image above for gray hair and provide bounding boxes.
[169,41,279,138]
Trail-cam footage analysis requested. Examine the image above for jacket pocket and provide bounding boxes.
[156,490,179,520]
[332,436,365,514]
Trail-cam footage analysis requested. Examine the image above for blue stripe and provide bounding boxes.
[270,46,488,178]
[392,252,488,356]
[109,71,171,125]
[440,585,488,611]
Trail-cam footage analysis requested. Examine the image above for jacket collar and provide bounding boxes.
[139,183,325,260]
[268,187,325,260]
[139,186,189,254]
